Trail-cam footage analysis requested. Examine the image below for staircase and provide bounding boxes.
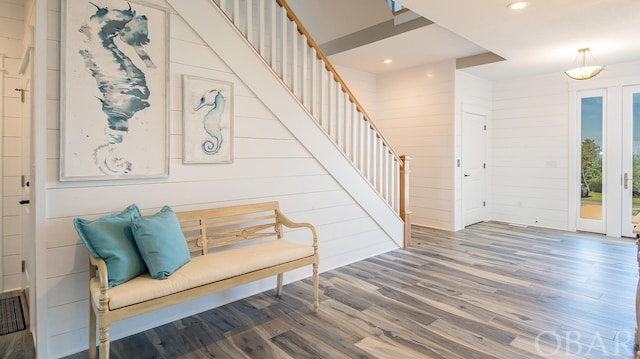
[169,0,410,246]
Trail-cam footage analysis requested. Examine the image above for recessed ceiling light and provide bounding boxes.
[507,1,529,10]
[383,59,393,64]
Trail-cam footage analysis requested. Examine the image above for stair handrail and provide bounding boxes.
[275,0,403,164]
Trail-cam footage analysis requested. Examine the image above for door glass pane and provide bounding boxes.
[632,93,640,219]
[580,96,603,220]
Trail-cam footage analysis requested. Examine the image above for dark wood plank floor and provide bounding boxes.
[14,222,640,358]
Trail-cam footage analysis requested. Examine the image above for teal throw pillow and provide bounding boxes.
[131,206,191,279]
[73,204,146,288]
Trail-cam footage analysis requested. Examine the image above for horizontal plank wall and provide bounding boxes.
[0,0,25,292]
[377,60,456,230]
[454,71,492,230]
[490,73,570,230]
[45,0,397,357]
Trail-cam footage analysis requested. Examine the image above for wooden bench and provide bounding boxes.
[87,201,319,358]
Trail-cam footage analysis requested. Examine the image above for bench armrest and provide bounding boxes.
[88,254,110,311]
[276,211,318,252]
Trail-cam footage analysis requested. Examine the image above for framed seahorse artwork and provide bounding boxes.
[182,75,234,164]
[60,0,169,180]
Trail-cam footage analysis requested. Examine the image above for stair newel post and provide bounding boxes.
[400,155,411,247]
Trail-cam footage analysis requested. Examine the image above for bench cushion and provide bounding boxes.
[92,239,314,310]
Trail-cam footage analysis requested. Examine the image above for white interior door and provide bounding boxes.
[462,106,488,226]
[622,85,640,237]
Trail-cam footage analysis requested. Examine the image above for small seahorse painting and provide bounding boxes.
[61,0,168,180]
[194,89,226,155]
[183,76,234,164]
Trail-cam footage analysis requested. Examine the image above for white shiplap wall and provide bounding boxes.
[490,73,570,229]
[454,71,492,230]
[490,62,640,233]
[45,1,397,357]
[377,60,456,230]
[0,0,24,292]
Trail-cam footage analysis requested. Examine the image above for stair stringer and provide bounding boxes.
[168,0,403,247]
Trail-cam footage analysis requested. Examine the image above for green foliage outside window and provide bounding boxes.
[581,138,602,194]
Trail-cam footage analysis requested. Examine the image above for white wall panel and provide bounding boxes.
[490,73,570,229]
[378,60,456,230]
[3,149,19,175]
[46,244,86,278]
[0,2,24,20]
[47,271,88,308]
[48,300,88,337]
[3,113,20,136]
[3,273,20,291]
[3,234,20,255]
[4,56,20,74]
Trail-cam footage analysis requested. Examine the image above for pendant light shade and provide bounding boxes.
[565,48,604,80]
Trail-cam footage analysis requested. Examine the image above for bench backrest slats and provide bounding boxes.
[176,201,283,255]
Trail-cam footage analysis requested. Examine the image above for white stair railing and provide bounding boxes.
[212,0,407,219]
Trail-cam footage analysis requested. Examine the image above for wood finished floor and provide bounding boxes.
[16,222,640,358]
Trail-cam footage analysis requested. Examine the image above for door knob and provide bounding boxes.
[19,200,30,205]
[464,174,470,177]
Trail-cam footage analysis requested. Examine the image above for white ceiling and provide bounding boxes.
[288,0,640,81]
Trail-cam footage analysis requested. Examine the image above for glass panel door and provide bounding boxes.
[577,90,606,234]
[622,86,640,237]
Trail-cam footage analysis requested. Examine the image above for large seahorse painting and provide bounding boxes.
[61,0,168,180]
[183,76,234,164]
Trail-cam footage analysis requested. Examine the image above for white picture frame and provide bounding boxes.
[60,0,170,181]
[182,75,234,164]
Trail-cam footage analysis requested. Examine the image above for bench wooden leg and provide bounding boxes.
[313,262,319,313]
[99,325,110,359]
[89,306,96,359]
[276,273,283,296]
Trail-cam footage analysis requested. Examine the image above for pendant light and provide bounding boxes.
[565,48,604,80]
